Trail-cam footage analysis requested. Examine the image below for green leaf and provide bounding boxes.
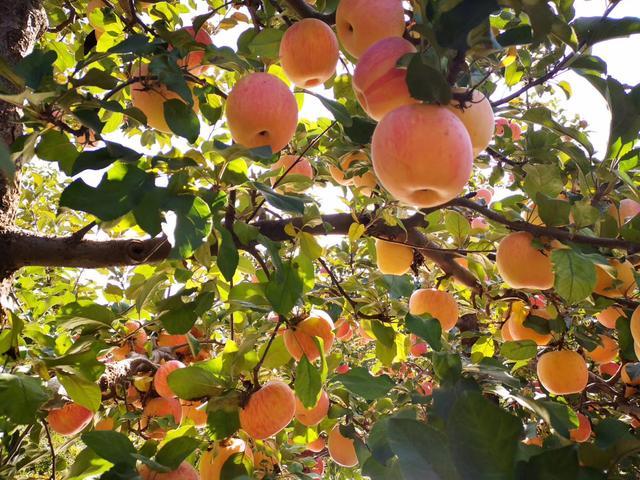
[81,431,137,467]
[35,130,78,175]
[431,351,462,383]
[166,195,213,259]
[336,367,395,400]
[444,211,471,242]
[216,224,239,282]
[304,91,352,127]
[252,181,306,214]
[551,249,597,304]
[220,452,253,479]
[447,391,523,480]
[247,28,283,58]
[514,395,578,438]
[406,313,442,351]
[0,142,14,181]
[519,445,579,479]
[58,373,101,413]
[60,163,152,221]
[617,316,637,362]
[0,374,49,424]
[536,193,571,227]
[522,164,564,199]
[164,99,200,143]
[501,340,537,361]
[299,232,323,260]
[207,405,241,441]
[71,141,142,175]
[73,68,119,89]
[574,17,640,46]
[387,418,460,480]
[435,0,500,51]
[344,116,376,144]
[65,448,113,480]
[108,34,157,54]
[14,49,56,89]
[521,108,594,155]
[155,437,201,470]
[265,260,303,315]
[295,355,322,408]
[406,54,452,105]
[167,366,222,400]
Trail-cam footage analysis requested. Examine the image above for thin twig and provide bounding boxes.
[42,420,56,480]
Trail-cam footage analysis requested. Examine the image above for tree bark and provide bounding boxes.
[0,0,48,307]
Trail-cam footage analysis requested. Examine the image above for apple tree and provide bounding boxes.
[0,0,640,478]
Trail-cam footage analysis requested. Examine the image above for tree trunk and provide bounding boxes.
[0,0,48,307]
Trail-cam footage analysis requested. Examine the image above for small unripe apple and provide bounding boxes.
[279,18,339,87]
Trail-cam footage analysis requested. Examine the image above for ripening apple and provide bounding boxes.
[371,104,473,208]
[328,424,358,467]
[496,232,555,290]
[593,259,637,298]
[335,318,354,341]
[139,461,199,480]
[447,89,495,157]
[140,397,182,439]
[279,18,339,87]
[130,64,200,134]
[283,310,335,362]
[153,360,185,398]
[176,26,213,74]
[409,288,459,331]
[375,238,413,276]
[225,73,299,153]
[270,155,313,191]
[475,188,493,204]
[47,403,93,436]
[328,150,369,186]
[181,401,208,426]
[471,217,489,230]
[352,37,417,121]
[199,438,253,479]
[336,0,406,58]
[239,380,296,440]
[295,390,330,426]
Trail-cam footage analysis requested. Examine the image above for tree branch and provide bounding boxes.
[448,198,640,252]
[280,0,335,23]
[0,231,171,274]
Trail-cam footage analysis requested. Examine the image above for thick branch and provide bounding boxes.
[0,232,171,272]
[281,0,335,23]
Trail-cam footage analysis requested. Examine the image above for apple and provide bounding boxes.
[283,310,335,362]
[176,26,213,74]
[153,360,185,398]
[371,104,473,208]
[352,37,417,121]
[375,238,413,276]
[199,438,252,479]
[335,0,406,58]
[139,461,199,480]
[47,403,93,436]
[447,89,495,157]
[225,73,299,153]
[408,288,459,332]
[239,380,296,440]
[279,18,339,87]
[270,154,313,191]
[328,424,358,467]
[496,232,554,290]
[130,64,200,134]
[295,389,330,426]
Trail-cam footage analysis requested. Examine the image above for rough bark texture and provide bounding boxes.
[0,0,48,227]
[0,0,48,305]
